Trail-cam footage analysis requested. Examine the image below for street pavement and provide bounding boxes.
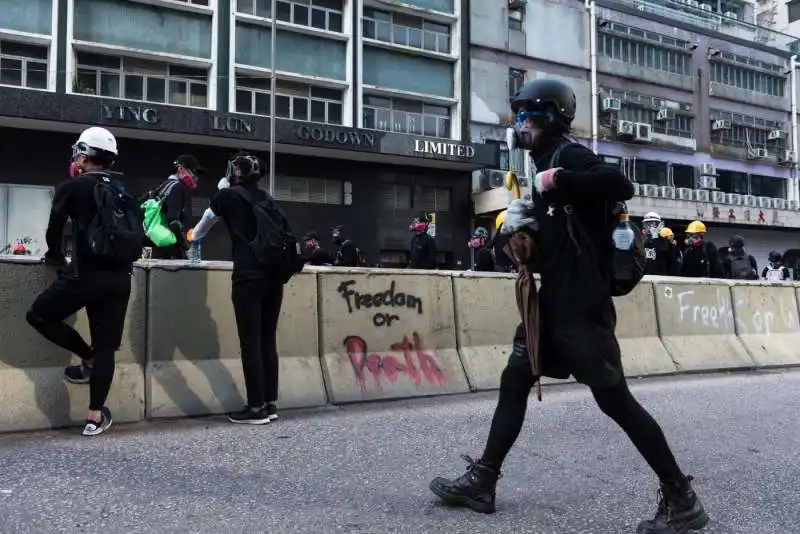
[1,370,798,534]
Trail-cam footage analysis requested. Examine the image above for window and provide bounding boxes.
[0,41,48,89]
[485,140,524,172]
[619,106,694,138]
[710,110,787,153]
[381,184,412,210]
[709,61,785,97]
[0,185,53,257]
[420,187,450,212]
[509,7,524,31]
[363,95,451,137]
[362,47,454,97]
[509,68,525,98]
[632,159,668,186]
[74,52,208,108]
[751,175,787,199]
[789,0,800,24]
[237,0,343,32]
[363,8,450,54]
[717,170,748,195]
[597,25,692,76]
[672,164,695,189]
[272,176,343,204]
[235,77,343,123]
[171,0,209,5]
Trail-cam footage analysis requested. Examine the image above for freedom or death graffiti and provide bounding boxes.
[336,279,446,391]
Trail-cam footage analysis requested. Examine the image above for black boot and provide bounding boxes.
[637,475,709,534]
[429,455,501,514]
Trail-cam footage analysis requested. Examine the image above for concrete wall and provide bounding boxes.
[3,258,800,433]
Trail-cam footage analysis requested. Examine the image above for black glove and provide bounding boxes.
[169,220,190,250]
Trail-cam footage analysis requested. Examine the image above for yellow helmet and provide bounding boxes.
[496,210,507,231]
[686,220,706,234]
[659,227,674,239]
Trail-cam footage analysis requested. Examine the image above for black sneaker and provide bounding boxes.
[82,407,112,436]
[64,361,92,384]
[429,455,501,514]
[227,405,270,425]
[637,475,710,534]
[266,403,279,421]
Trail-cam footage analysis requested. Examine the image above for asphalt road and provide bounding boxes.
[1,370,798,534]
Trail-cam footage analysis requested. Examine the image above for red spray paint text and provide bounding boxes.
[343,332,447,391]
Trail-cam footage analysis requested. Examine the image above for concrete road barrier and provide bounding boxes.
[318,268,470,403]
[652,278,755,372]
[145,261,327,418]
[731,282,800,367]
[0,258,145,432]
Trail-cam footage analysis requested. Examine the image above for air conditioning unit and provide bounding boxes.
[694,190,710,202]
[656,108,675,121]
[711,119,731,131]
[781,150,795,163]
[758,197,772,209]
[724,10,737,18]
[485,169,506,188]
[695,175,717,189]
[602,97,622,112]
[508,0,526,9]
[700,3,712,10]
[634,122,652,142]
[617,120,635,136]
[743,195,757,207]
[661,186,676,199]
[767,129,785,140]
[699,162,716,176]
[687,0,699,6]
[727,193,743,205]
[788,200,799,210]
[712,191,726,203]
[773,199,787,210]
[753,148,769,158]
[677,187,693,200]
[642,184,659,197]
[632,182,641,196]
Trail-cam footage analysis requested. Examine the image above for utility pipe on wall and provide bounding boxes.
[587,0,598,154]
[790,55,798,202]
[269,0,277,196]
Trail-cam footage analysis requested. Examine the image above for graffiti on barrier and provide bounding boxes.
[338,279,424,327]
[344,332,446,391]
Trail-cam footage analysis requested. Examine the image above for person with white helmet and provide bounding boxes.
[679,220,723,278]
[641,212,680,276]
[27,126,143,436]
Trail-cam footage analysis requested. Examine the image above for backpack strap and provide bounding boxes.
[547,135,580,170]
[154,179,180,203]
[228,186,288,237]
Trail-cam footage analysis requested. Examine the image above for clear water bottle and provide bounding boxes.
[188,241,202,264]
[612,212,636,251]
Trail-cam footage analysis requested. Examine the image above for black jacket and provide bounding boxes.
[335,240,361,267]
[644,236,681,276]
[474,247,495,271]
[410,232,437,269]
[680,241,723,278]
[722,250,758,280]
[526,136,634,387]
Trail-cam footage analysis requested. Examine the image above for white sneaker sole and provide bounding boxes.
[227,416,270,425]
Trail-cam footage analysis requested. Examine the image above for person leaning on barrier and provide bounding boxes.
[428,78,709,534]
[679,221,723,279]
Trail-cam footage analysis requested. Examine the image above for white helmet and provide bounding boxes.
[642,211,662,224]
[642,211,664,238]
[74,126,118,156]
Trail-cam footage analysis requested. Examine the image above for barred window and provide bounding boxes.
[272,176,343,204]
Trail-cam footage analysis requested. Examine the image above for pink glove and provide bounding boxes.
[534,167,562,193]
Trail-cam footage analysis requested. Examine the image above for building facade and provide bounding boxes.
[470,0,800,269]
[0,0,499,268]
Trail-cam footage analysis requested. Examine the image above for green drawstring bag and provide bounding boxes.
[141,180,179,247]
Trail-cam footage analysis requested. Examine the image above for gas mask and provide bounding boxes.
[685,235,703,247]
[505,110,549,151]
[70,143,91,178]
[468,237,485,249]
[176,167,198,189]
[410,223,427,233]
[305,239,319,249]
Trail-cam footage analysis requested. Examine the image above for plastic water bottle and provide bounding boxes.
[188,241,202,264]
[612,212,636,251]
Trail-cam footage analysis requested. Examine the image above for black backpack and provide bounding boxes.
[729,255,755,280]
[549,138,646,297]
[85,173,145,265]
[230,186,305,283]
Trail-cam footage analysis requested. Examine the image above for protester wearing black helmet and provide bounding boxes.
[429,78,708,534]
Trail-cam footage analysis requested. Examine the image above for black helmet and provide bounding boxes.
[769,250,781,263]
[510,78,577,122]
[729,235,745,249]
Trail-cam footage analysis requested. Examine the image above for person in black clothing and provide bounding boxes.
[468,227,495,271]
[679,220,723,279]
[722,235,758,280]
[409,214,437,269]
[332,225,362,267]
[429,78,708,534]
[144,154,206,259]
[762,251,791,281]
[641,212,680,276]
[26,126,133,437]
[189,152,284,425]
[302,231,334,266]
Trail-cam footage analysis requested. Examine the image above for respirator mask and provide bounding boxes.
[468,237,484,249]
[505,110,548,152]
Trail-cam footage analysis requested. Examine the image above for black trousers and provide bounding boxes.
[480,333,684,482]
[26,269,132,411]
[231,277,284,407]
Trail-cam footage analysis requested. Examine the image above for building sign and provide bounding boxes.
[212,115,254,135]
[413,139,476,158]
[100,104,159,124]
[296,125,375,147]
